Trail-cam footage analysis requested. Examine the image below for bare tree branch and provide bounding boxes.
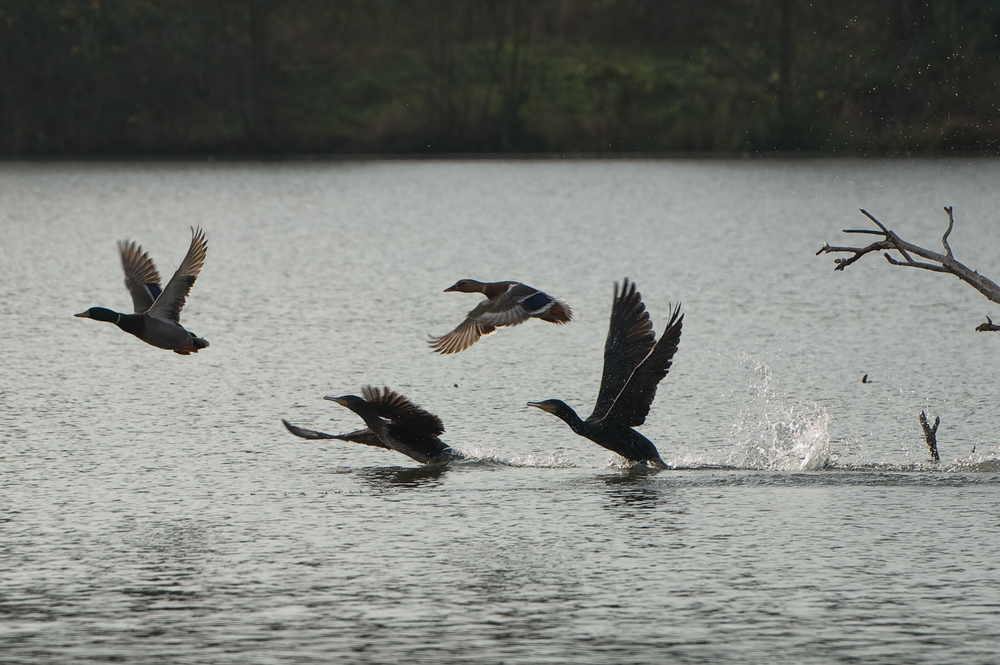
[817,207,1000,331]
[976,315,1000,332]
[942,205,955,259]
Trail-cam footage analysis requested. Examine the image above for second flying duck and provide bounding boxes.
[429,279,572,354]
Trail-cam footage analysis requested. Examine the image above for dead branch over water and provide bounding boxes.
[816,207,1000,332]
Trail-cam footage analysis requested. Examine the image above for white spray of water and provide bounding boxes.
[455,445,577,468]
[726,356,831,471]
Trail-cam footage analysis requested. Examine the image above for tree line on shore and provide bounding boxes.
[1,0,997,155]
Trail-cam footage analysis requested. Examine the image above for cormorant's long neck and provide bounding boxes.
[346,401,388,435]
[554,403,586,434]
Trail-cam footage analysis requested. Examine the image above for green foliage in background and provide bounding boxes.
[1,0,997,154]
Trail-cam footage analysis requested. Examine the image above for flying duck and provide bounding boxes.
[429,279,572,354]
[75,227,209,355]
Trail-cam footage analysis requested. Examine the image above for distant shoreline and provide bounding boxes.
[3,150,998,162]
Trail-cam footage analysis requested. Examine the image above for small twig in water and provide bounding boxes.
[919,411,940,463]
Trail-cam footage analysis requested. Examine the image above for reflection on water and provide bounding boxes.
[601,475,662,512]
[355,464,450,490]
[2,160,1000,663]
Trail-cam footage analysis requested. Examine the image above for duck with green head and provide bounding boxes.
[75,227,209,355]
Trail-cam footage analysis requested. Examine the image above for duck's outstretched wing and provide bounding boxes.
[118,240,162,314]
[281,419,388,448]
[477,283,571,327]
[428,318,496,354]
[147,227,207,324]
[589,278,657,421]
[362,386,445,437]
[603,304,683,427]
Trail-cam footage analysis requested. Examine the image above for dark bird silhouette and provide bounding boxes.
[429,279,572,354]
[528,278,682,469]
[75,227,209,354]
[283,386,460,464]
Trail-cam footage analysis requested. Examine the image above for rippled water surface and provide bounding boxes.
[2,159,999,663]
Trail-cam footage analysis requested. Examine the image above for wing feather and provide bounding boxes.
[281,419,389,448]
[118,240,162,314]
[362,386,445,437]
[603,304,683,427]
[589,279,656,420]
[428,318,496,354]
[146,227,207,324]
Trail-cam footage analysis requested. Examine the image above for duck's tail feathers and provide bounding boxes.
[428,318,495,354]
[540,299,573,324]
[175,334,209,355]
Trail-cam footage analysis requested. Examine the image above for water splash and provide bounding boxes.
[505,449,577,468]
[455,445,577,468]
[727,357,831,471]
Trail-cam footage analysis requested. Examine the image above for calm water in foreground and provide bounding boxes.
[1,159,999,663]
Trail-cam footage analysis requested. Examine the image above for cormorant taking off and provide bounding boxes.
[429,279,572,354]
[528,278,682,469]
[282,386,459,464]
[75,227,209,355]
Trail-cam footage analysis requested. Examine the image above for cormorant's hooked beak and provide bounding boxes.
[526,401,555,414]
[324,395,349,407]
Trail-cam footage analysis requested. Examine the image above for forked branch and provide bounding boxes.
[817,207,1000,331]
[919,411,940,463]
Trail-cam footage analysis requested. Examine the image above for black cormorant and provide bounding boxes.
[283,386,460,464]
[527,278,682,469]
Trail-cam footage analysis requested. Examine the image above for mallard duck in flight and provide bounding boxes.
[283,386,461,464]
[528,278,682,469]
[429,279,572,354]
[75,227,209,355]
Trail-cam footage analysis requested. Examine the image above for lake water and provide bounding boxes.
[1,158,999,663]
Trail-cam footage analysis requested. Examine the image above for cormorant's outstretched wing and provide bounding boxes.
[589,279,656,420]
[282,419,388,448]
[362,386,445,437]
[147,227,207,324]
[118,240,162,314]
[603,304,683,427]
